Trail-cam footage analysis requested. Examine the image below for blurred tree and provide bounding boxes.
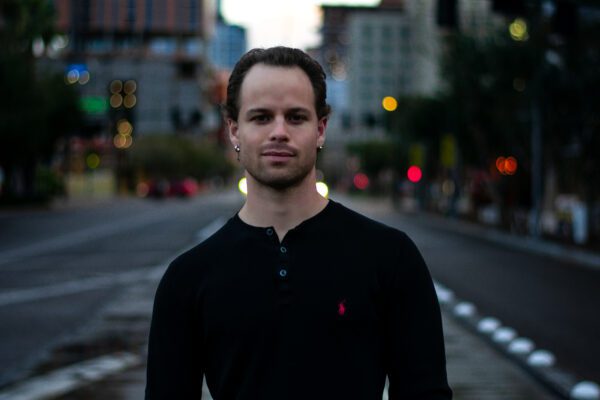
[440,31,540,168]
[130,135,234,182]
[346,140,403,194]
[0,0,82,203]
[428,6,599,237]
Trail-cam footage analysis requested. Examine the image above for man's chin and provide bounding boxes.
[247,171,310,191]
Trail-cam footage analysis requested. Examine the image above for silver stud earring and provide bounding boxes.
[234,145,240,161]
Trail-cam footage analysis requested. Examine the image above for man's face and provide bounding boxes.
[228,64,327,191]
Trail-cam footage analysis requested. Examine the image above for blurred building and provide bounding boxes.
[346,10,410,139]
[47,0,217,137]
[317,0,501,143]
[318,0,442,141]
[207,3,247,71]
[458,0,498,37]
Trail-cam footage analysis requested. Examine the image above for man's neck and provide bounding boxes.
[238,174,329,242]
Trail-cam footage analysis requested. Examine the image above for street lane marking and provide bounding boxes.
[0,217,227,307]
[0,352,141,400]
[0,265,166,307]
[0,211,173,267]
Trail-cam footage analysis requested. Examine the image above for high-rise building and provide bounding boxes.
[346,10,411,139]
[47,0,217,136]
[206,0,246,72]
[207,21,247,70]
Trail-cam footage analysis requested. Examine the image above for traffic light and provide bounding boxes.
[109,79,137,149]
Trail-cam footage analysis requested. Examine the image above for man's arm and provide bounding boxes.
[386,232,452,400]
[145,259,204,399]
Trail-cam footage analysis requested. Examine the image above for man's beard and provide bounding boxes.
[245,158,315,191]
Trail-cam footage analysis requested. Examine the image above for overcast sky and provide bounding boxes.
[221,0,379,50]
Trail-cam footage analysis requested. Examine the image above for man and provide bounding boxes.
[146,46,452,399]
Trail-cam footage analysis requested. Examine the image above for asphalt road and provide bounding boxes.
[1,190,598,391]
[0,190,244,387]
[366,206,600,385]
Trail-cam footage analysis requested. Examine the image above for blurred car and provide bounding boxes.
[142,177,199,198]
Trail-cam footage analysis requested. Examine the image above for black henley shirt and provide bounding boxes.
[146,199,452,399]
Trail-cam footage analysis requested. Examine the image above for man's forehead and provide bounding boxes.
[241,64,311,91]
[238,64,315,109]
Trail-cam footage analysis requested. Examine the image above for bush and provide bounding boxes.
[130,135,234,182]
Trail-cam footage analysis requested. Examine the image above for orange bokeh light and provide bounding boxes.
[496,156,518,175]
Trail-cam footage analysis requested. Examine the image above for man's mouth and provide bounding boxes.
[263,151,293,157]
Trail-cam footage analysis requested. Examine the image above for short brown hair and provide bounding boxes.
[223,46,331,121]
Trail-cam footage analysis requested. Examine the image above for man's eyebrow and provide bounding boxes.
[245,107,311,115]
[246,108,271,115]
[287,107,311,114]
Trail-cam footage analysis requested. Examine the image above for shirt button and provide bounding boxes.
[279,268,288,278]
[280,246,287,254]
[266,228,274,236]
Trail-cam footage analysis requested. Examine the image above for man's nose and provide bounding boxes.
[269,116,289,141]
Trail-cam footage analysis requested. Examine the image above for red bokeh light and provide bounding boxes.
[407,166,422,183]
[353,173,370,190]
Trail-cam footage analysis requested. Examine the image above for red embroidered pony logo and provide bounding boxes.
[338,299,346,316]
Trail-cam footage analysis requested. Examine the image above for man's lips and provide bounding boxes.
[262,151,293,157]
[261,148,295,157]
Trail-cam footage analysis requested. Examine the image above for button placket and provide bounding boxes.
[277,241,290,282]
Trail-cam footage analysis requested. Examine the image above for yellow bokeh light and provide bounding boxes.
[110,94,123,108]
[238,177,248,195]
[382,96,398,112]
[117,119,133,135]
[86,153,100,169]
[316,181,329,198]
[110,80,123,94]
[124,80,137,94]
[114,134,133,149]
[509,18,528,41]
[124,94,137,108]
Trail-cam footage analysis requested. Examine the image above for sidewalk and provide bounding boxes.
[1,193,584,400]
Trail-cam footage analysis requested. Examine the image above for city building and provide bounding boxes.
[207,10,247,71]
[318,0,439,141]
[47,0,217,137]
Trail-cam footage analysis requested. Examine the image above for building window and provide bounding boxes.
[177,61,196,79]
[127,0,136,27]
[190,0,197,28]
[146,0,153,30]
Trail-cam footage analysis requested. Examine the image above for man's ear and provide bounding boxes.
[317,117,327,148]
[227,118,239,148]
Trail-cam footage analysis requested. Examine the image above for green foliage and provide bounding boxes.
[440,29,541,166]
[34,165,65,199]
[0,0,82,202]
[0,0,56,52]
[130,135,234,181]
[346,140,403,176]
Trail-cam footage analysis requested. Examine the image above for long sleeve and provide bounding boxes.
[145,258,204,399]
[386,232,452,399]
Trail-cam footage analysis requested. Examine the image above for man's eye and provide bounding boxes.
[288,114,308,123]
[252,115,270,123]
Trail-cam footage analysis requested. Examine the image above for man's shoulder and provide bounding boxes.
[163,217,235,279]
[329,199,407,241]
